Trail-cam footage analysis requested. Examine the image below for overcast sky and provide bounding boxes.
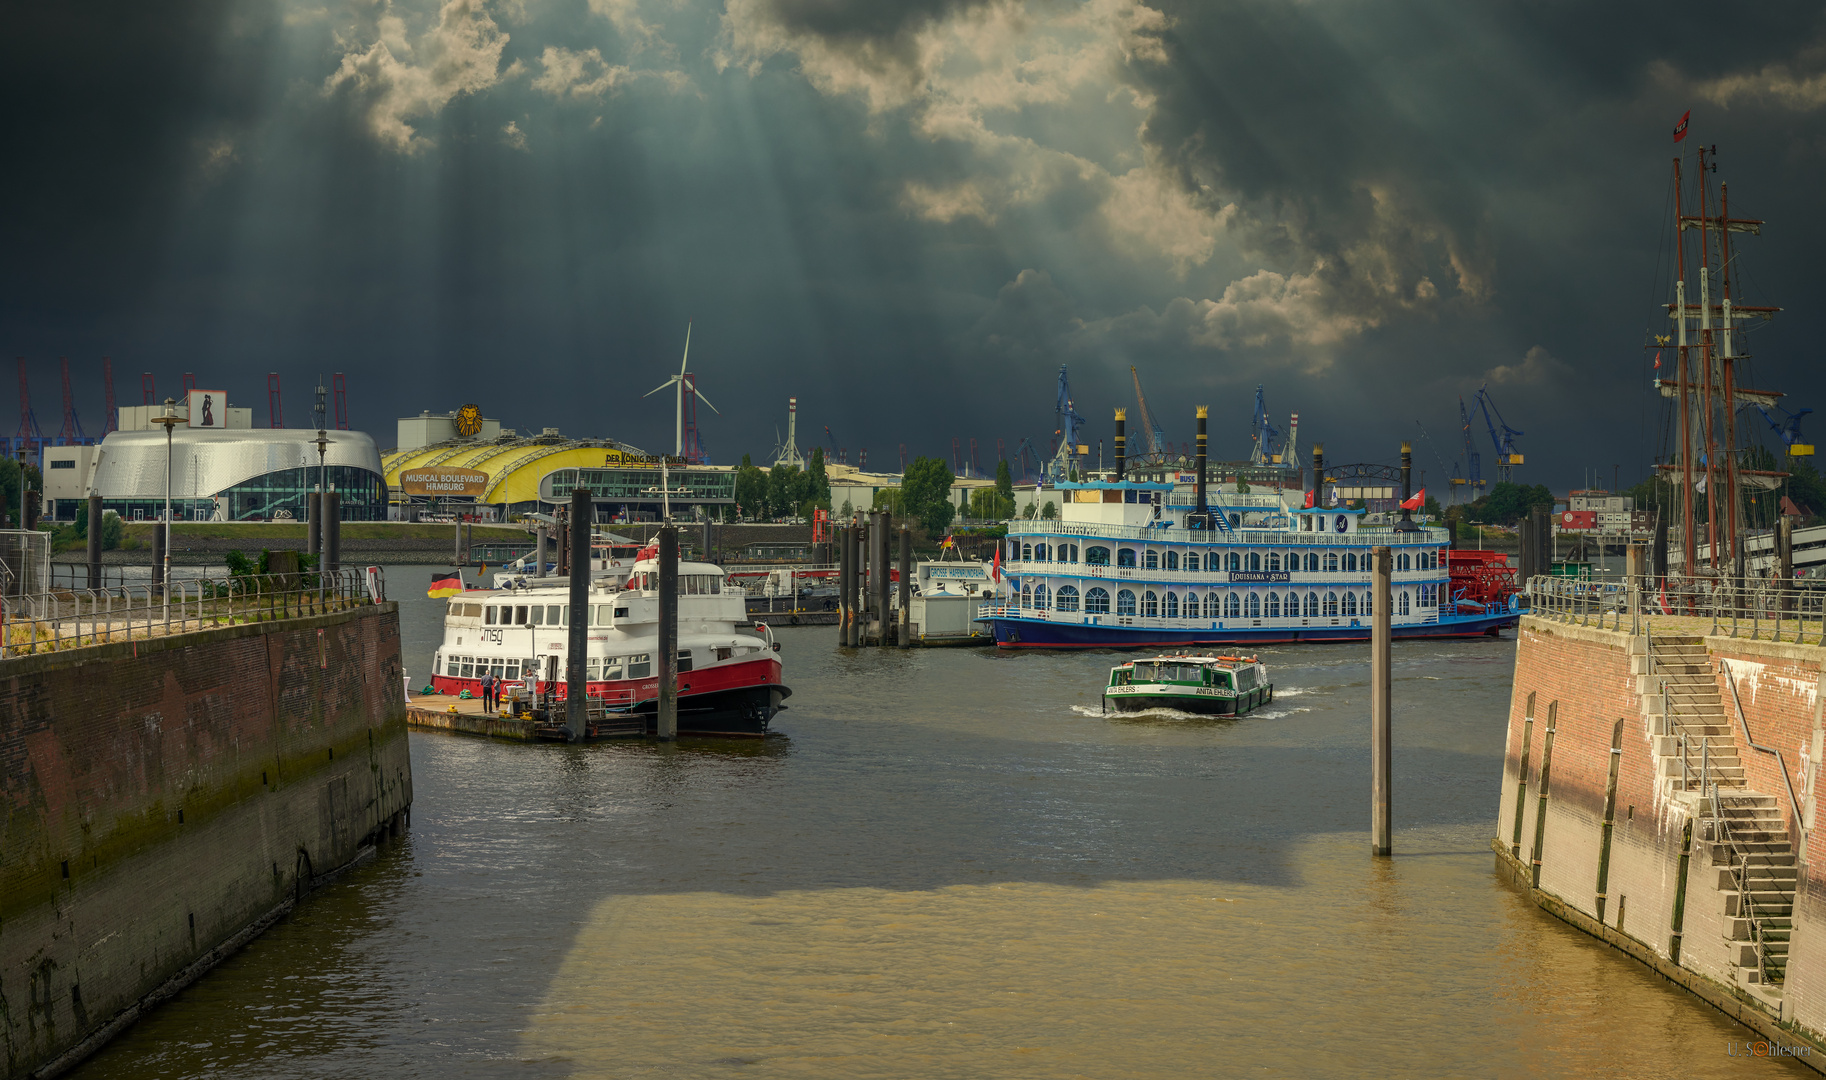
[5,0,1824,492]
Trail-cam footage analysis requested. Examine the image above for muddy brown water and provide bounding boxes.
[72,569,1808,1078]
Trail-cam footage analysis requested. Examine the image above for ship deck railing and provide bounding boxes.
[1001,520,1448,545]
[0,567,383,658]
[977,601,1442,626]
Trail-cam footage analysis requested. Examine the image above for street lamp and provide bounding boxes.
[315,429,329,606]
[155,398,182,627]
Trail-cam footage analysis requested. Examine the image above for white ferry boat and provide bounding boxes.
[1102,654,1273,716]
[430,552,789,736]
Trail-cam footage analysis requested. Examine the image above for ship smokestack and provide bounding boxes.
[1312,443,1324,508]
[1396,440,1419,532]
[1114,408,1127,482]
[1195,405,1208,518]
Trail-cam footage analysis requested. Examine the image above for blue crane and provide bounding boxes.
[1756,404,1815,458]
[1474,384,1524,484]
[1047,365,1087,484]
[1250,385,1282,466]
[1457,397,1483,493]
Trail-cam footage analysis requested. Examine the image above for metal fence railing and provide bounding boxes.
[1527,572,1826,643]
[0,568,384,658]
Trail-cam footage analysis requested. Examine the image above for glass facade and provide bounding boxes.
[105,465,389,522]
[543,467,736,505]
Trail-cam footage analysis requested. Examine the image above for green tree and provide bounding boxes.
[100,510,124,551]
[1422,494,1443,520]
[870,487,904,516]
[969,486,1014,520]
[1467,481,1555,526]
[767,464,808,518]
[901,456,956,533]
[1041,500,1058,520]
[0,458,43,528]
[734,461,769,520]
[808,447,831,510]
[1021,502,1037,519]
[995,458,1014,504]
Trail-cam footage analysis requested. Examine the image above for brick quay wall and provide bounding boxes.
[0,603,413,1079]
[1498,614,1826,1062]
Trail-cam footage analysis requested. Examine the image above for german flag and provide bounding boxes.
[428,570,465,598]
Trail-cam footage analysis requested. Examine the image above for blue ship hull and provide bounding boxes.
[986,610,1518,648]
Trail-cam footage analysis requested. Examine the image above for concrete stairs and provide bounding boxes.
[1632,632,1798,994]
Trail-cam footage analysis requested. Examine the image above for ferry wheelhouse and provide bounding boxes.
[985,480,1519,649]
[430,556,789,736]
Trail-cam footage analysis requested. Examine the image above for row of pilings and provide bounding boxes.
[836,510,912,648]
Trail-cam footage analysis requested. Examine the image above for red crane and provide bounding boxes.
[333,373,349,430]
[15,358,44,461]
[952,438,962,475]
[102,357,118,434]
[58,357,87,441]
[859,448,867,469]
[898,444,907,472]
[141,373,154,406]
[969,438,980,478]
[182,373,196,397]
[267,373,284,428]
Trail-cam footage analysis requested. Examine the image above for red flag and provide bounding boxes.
[992,543,1003,583]
[1653,349,1662,370]
[1673,110,1690,142]
[1401,487,1426,512]
[1302,489,1314,509]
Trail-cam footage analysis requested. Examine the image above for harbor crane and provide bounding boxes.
[1474,384,1524,484]
[1129,366,1172,466]
[1250,386,1282,466]
[1046,365,1087,485]
[1012,436,1043,483]
[1457,396,1484,494]
[1414,421,1456,505]
[1756,403,1815,458]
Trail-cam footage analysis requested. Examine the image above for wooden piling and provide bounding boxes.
[847,525,862,648]
[1371,544,1392,856]
[325,492,341,574]
[898,525,911,649]
[307,492,322,560]
[837,526,851,646]
[565,487,590,741]
[534,525,547,577]
[86,494,102,589]
[151,518,166,593]
[873,511,890,645]
[657,524,679,741]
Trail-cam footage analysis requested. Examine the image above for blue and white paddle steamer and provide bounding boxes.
[981,410,1520,649]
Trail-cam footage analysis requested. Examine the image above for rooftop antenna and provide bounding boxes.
[314,373,328,431]
[333,373,350,430]
[267,373,284,428]
[141,373,154,406]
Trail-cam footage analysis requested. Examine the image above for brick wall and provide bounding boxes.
[0,603,412,1078]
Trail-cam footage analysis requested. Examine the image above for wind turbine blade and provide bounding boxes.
[694,387,720,415]
[679,321,692,376]
[643,378,677,398]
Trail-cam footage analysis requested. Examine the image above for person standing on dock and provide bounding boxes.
[480,671,497,713]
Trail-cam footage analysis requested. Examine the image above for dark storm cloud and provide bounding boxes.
[3,0,1824,484]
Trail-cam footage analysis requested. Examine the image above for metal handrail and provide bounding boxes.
[1710,786,1785,985]
[1719,657,1808,848]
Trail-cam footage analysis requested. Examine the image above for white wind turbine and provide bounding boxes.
[643,322,719,458]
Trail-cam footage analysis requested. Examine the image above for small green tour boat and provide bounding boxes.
[1101,654,1274,716]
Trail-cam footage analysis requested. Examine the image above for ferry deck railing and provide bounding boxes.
[0,568,382,658]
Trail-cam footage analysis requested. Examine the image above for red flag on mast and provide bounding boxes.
[1673,110,1690,142]
[1302,489,1314,509]
[1400,488,1426,512]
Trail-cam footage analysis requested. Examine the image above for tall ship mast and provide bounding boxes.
[1653,132,1791,576]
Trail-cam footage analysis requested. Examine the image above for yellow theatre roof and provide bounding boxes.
[384,440,644,504]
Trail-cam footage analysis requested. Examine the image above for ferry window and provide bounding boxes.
[491,661,506,679]
[1236,667,1256,691]
[1117,549,1137,568]
[1020,585,1033,609]
[531,607,544,626]
[603,657,624,680]
[1068,544,1079,563]
[1144,551,1158,570]
[1142,591,1158,617]
[1084,587,1108,614]
[1226,553,1241,572]
[1324,553,1338,573]
[1034,584,1050,610]
[446,655,460,676]
[1117,589,1137,616]
[546,605,562,625]
[1286,551,1299,572]
[506,661,520,682]
[716,647,733,661]
[1324,592,1339,617]
[628,654,653,679]
[1247,552,1260,572]
[515,605,529,625]
[678,650,693,673]
[1343,553,1357,573]
[1267,592,1281,618]
[460,657,474,678]
[1306,592,1321,618]
[1166,551,1179,571]
[1185,552,1200,571]
[1086,546,1111,567]
[1265,552,1277,573]
[1022,544,1033,561]
[560,606,569,626]
[1056,586,1080,612]
[1399,591,1411,615]
[1364,591,1374,616]
[1305,553,1320,573]
[1246,593,1260,618]
[1164,591,1179,617]
[1035,543,1048,562]
[1398,553,1411,571]
[1229,514,1240,530]
[484,606,497,625]
[1343,592,1359,616]
[587,656,601,680]
[1183,591,1198,618]
[1224,593,1240,619]
[615,607,629,618]
[1205,594,1221,619]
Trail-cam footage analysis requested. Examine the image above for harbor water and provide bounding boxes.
[72,567,1809,1078]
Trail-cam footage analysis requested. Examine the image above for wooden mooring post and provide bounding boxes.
[565,487,589,741]
[86,494,102,589]
[657,524,679,741]
[1372,544,1392,856]
[898,525,911,649]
